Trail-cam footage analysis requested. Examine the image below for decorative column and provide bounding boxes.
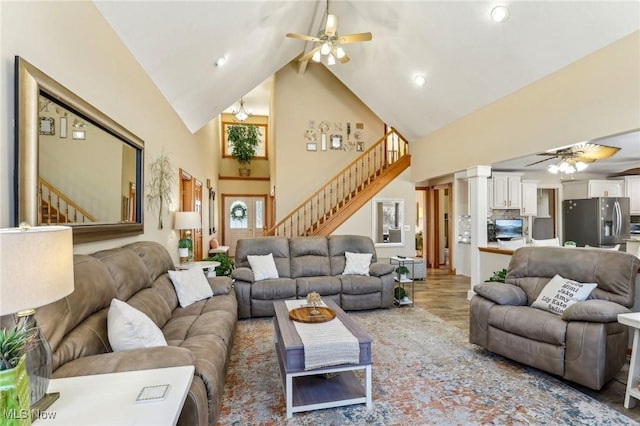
[465,166,491,299]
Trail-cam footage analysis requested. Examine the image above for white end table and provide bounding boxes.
[617,312,640,408]
[176,260,220,277]
[43,366,194,425]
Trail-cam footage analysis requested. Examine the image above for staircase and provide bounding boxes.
[267,128,410,238]
[39,177,95,225]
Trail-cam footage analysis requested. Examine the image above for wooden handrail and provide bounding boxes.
[267,128,409,237]
[39,177,96,224]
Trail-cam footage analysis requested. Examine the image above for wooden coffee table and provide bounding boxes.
[273,299,372,418]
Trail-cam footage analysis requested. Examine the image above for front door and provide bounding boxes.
[223,195,267,257]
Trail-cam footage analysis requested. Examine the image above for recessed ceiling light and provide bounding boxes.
[414,74,427,87]
[490,5,510,23]
[214,56,226,67]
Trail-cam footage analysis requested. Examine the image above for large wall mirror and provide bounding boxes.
[372,198,405,247]
[15,57,144,243]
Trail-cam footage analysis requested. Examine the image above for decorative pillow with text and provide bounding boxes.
[531,274,597,315]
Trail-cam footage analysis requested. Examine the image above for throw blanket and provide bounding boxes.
[285,300,360,370]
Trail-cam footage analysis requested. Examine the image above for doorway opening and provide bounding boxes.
[423,183,454,274]
[179,169,203,261]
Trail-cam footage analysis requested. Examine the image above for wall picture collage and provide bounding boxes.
[304,120,365,153]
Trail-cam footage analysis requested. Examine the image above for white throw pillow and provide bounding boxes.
[247,253,279,281]
[107,299,167,352]
[168,267,214,307]
[342,252,372,276]
[531,274,597,315]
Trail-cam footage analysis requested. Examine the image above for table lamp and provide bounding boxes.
[174,211,201,264]
[0,225,74,414]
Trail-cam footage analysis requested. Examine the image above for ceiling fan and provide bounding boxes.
[286,0,372,65]
[525,142,621,174]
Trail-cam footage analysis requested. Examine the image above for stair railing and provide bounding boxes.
[39,177,96,225]
[267,128,409,237]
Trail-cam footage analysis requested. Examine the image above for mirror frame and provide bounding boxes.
[371,198,405,248]
[15,56,144,243]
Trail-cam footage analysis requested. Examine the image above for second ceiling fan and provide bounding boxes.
[286,0,372,65]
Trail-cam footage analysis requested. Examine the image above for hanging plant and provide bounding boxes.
[146,151,175,229]
[230,204,248,221]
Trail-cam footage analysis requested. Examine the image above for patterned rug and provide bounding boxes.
[218,306,636,425]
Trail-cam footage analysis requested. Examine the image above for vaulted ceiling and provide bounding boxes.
[94,1,639,154]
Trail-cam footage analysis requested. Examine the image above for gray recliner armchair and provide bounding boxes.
[470,246,639,390]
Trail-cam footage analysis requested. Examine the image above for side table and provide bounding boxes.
[44,365,194,425]
[176,260,220,277]
[390,256,415,306]
[617,312,640,408]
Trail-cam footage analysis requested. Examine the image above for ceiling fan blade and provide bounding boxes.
[339,53,350,64]
[298,46,320,63]
[325,14,338,37]
[572,143,621,160]
[525,157,557,167]
[338,32,373,44]
[286,33,321,43]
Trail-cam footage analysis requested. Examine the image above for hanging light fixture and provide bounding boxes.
[232,98,252,122]
[548,158,588,175]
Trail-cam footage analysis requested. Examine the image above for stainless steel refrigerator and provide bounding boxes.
[563,197,630,248]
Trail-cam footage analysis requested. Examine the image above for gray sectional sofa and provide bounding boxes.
[232,235,395,318]
[33,241,237,426]
[470,246,639,390]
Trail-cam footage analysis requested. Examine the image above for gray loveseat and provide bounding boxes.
[470,246,639,390]
[232,235,395,318]
[33,241,237,426]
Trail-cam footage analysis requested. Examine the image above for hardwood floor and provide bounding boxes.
[409,268,640,422]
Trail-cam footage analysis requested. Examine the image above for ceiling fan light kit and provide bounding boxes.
[286,1,372,66]
[526,142,621,175]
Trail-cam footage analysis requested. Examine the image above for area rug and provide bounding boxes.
[218,306,635,425]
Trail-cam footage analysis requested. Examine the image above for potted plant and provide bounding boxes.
[396,265,410,281]
[227,124,259,176]
[204,253,235,276]
[485,268,507,283]
[0,321,38,423]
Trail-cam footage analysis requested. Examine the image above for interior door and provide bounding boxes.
[223,195,267,257]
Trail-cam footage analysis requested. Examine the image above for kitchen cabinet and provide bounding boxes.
[521,182,537,216]
[487,178,493,217]
[492,173,521,209]
[563,179,624,199]
[625,176,640,215]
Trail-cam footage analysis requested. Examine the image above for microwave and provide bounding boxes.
[631,222,640,235]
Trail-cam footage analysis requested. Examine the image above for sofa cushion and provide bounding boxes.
[92,247,153,301]
[168,268,214,307]
[340,275,382,295]
[107,299,167,352]
[328,235,377,276]
[507,247,639,308]
[296,276,342,297]
[251,278,297,300]
[342,252,372,276]
[235,237,291,278]
[488,305,567,346]
[290,236,331,278]
[125,241,175,283]
[562,299,631,322]
[208,276,232,296]
[531,274,597,315]
[474,282,528,306]
[247,253,279,281]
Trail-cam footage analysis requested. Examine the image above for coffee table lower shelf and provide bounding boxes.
[275,347,372,418]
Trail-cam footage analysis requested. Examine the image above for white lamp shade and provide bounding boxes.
[174,211,201,230]
[0,226,74,315]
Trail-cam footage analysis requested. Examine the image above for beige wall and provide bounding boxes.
[273,62,386,219]
[1,1,221,260]
[411,31,640,182]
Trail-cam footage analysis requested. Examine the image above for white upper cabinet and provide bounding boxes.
[492,173,521,209]
[624,176,640,214]
[563,179,624,199]
[521,182,538,216]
